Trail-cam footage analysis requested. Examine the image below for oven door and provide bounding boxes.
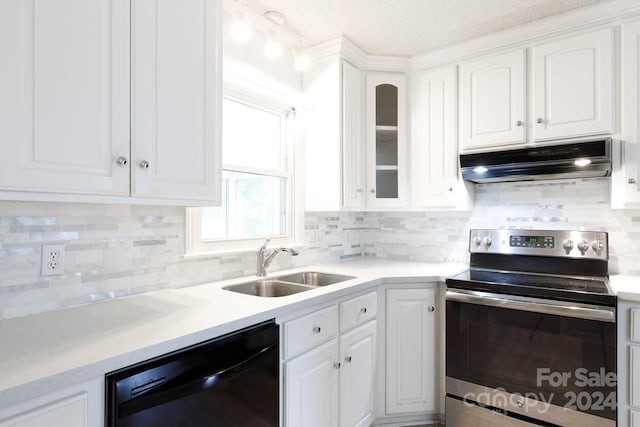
[445,289,616,427]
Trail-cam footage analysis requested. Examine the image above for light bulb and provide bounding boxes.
[264,38,283,59]
[231,18,252,43]
[294,54,311,71]
[473,166,488,174]
[574,158,592,167]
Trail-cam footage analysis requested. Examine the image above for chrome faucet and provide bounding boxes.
[257,239,299,277]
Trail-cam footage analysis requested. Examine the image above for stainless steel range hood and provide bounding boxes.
[459,139,611,183]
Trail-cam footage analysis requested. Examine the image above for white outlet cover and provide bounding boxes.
[41,244,65,276]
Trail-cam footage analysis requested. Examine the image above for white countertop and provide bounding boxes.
[610,274,640,302]
[0,258,465,410]
[2,258,638,411]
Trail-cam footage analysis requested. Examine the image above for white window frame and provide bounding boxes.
[185,75,302,256]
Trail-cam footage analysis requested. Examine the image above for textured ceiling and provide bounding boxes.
[241,0,608,56]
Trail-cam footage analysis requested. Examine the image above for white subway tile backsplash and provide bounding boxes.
[1,178,640,318]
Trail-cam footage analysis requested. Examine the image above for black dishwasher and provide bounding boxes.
[106,320,279,427]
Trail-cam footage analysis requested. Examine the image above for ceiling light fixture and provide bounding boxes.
[230,1,253,43]
[231,16,253,43]
[264,31,284,58]
[294,53,311,71]
[263,11,285,59]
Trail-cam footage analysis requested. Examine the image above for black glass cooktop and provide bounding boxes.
[446,268,615,306]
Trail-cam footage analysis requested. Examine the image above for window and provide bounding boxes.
[186,88,298,254]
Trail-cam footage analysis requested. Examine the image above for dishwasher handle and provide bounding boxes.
[118,341,278,418]
[446,289,615,322]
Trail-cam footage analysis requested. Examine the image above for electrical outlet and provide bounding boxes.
[41,244,65,276]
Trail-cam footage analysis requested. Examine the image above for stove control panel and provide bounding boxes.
[509,235,554,249]
[469,229,608,260]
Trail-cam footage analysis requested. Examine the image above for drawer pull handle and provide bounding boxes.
[312,326,321,333]
[345,356,352,363]
[334,362,341,369]
[360,307,367,313]
[428,306,435,312]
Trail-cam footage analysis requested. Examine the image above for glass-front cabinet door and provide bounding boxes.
[366,72,407,208]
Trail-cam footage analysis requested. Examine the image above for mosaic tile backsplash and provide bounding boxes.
[1,177,639,318]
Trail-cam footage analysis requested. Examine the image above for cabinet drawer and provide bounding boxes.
[0,393,87,427]
[284,305,339,359]
[633,409,640,427]
[340,291,377,332]
[632,309,640,343]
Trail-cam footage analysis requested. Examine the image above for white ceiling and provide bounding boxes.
[240,0,609,56]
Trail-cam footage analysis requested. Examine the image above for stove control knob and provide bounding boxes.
[473,236,482,246]
[592,239,605,253]
[483,237,492,248]
[577,240,589,255]
[562,239,574,254]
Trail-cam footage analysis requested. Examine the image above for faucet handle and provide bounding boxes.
[259,238,270,251]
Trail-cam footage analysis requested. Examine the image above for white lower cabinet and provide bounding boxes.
[0,377,102,427]
[340,321,377,427]
[285,339,340,427]
[619,300,640,427]
[283,290,377,427]
[385,287,437,415]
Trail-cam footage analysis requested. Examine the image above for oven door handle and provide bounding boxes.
[446,289,615,322]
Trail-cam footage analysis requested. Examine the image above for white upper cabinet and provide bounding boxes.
[533,28,614,141]
[342,61,366,209]
[303,56,354,212]
[412,65,472,210]
[366,72,408,209]
[612,20,640,208]
[459,49,527,151]
[0,0,130,196]
[0,0,221,205]
[131,0,221,202]
[459,28,614,153]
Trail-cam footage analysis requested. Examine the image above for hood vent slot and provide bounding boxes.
[460,139,611,183]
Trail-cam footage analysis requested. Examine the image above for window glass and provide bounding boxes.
[201,170,286,240]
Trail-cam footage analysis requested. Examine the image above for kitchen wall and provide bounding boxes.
[2,177,639,319]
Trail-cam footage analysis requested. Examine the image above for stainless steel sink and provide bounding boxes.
[275,271,356,287]
[223,280,314,297]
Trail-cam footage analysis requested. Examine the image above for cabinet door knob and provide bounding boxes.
[370,188,375,194]
[516,120,524,126]
[345,356,352,363]
[360,307,367,313]
[629,178,637,184]
[448,187,453,192]
[312,326,321,333]
[536,117,544,124]
[116,156,128,167]
[427,306,435,312]
[139,160,150,169]
[333,362,341,369]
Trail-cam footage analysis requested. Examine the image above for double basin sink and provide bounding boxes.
[223,272,356,297]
